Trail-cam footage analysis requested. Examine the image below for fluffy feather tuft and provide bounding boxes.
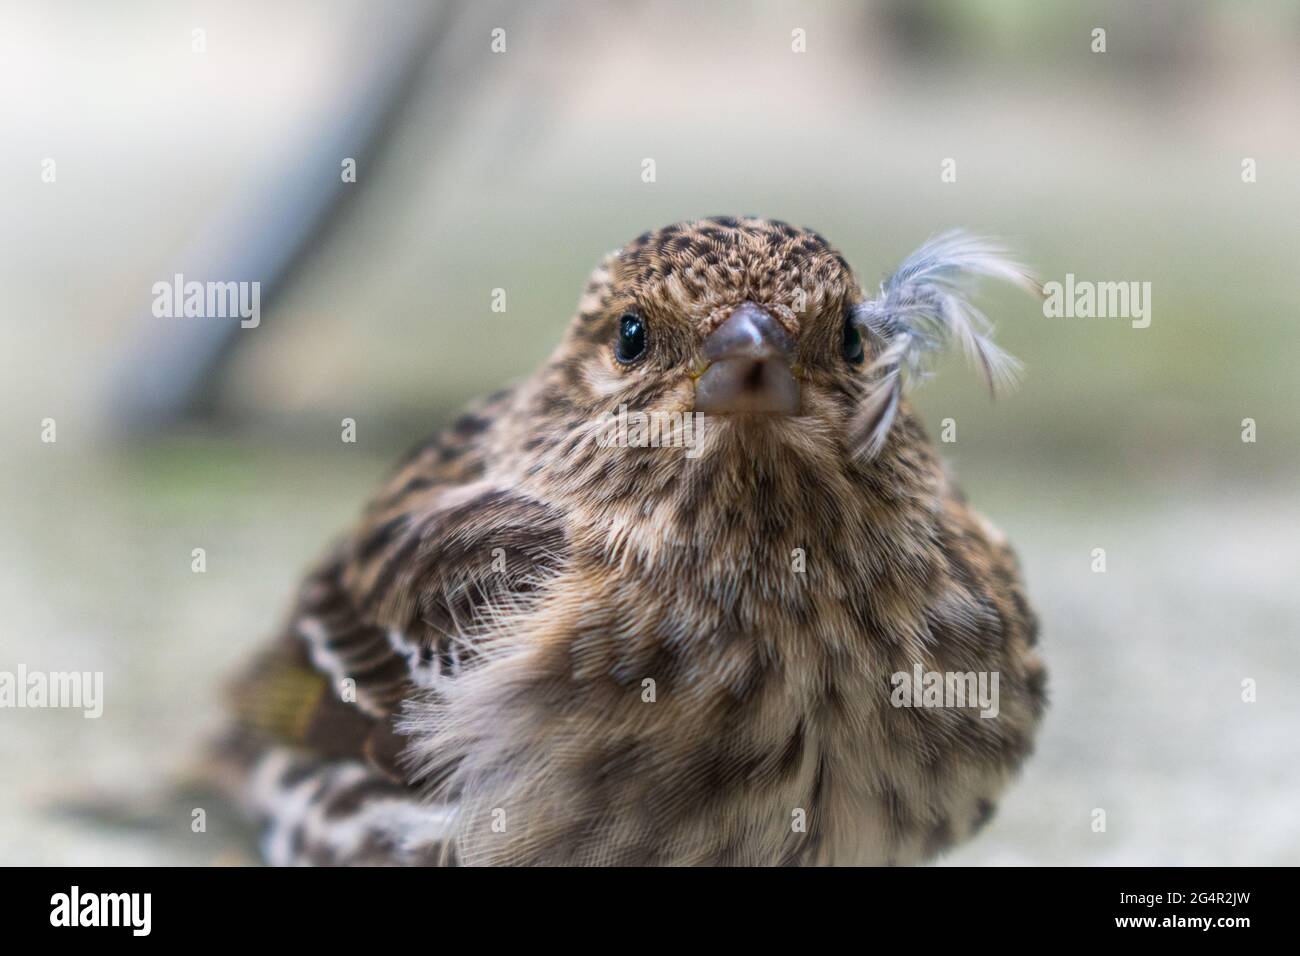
[850,231,1039,459]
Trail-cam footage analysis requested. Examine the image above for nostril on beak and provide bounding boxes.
[702,302,794,363]
[695,303,800,415]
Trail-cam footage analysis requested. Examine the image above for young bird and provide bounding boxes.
[220,216,1047,866]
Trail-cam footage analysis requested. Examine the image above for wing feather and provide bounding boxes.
[225,386,568,784]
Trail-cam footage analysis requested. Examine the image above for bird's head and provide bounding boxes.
[535,216,1036,471]
[562,217,861,423]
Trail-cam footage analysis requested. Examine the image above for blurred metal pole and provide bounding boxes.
[108,1,466,432]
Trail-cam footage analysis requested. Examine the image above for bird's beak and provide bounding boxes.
[694,302,800,415]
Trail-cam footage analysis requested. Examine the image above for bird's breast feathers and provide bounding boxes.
[392,416,1043,865]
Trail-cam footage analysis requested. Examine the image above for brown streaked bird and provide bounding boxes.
[219,216,1047,866]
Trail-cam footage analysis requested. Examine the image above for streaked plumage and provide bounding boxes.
[218,216,1047,866]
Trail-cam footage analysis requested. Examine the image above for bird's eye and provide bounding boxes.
[615,312,647,364]
[842,315,865,365]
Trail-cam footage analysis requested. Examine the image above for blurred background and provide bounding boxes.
[1,0,1297,865]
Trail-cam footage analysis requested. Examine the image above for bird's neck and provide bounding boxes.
[530,418,946,643]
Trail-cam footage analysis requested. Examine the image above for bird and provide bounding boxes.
[217,216,1047,866]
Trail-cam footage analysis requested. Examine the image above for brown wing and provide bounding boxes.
[225,387,568,782]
